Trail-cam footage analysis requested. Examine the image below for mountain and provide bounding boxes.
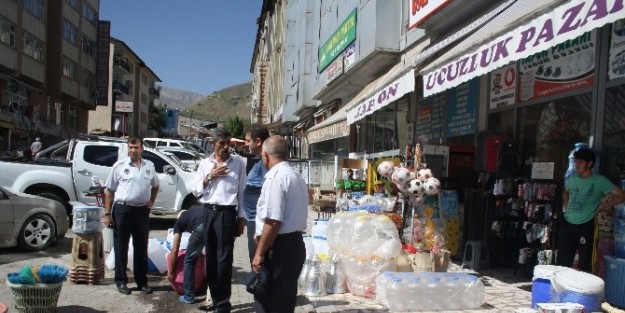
[185,81,253,121]
[157,86,205,109]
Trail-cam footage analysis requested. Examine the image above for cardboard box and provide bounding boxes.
[536,303,585,313]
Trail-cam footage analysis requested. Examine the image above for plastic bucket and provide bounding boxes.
[72,206,103,234]
[552,270,604,312]
[531,265,574,308]
[605,256,625,308]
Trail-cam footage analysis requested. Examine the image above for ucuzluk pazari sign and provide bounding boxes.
[423,0,625,97]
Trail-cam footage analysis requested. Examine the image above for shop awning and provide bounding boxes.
[307,109,349,144]
[420,0,624,97]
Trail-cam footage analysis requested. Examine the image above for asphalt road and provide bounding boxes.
[0,215,237,313]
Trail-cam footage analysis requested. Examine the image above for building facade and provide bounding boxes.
[87,38,161,138]
[0,0,100,152]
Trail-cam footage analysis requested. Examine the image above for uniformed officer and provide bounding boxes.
[103,137,159,295]
[252,135,308,313]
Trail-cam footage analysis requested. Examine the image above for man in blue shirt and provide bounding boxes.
[243,124,270,262]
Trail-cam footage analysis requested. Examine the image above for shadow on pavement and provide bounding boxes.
[0,237,73,265]
[58,305,107,313]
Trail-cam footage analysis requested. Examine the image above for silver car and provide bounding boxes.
[0,186,69,251]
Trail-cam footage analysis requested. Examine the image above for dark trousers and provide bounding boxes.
[204,207,237,312]
[112,203,150,286]
[247,220,257,263]
[556,218,595,272]
[253,232,305,313]
[183,223,205,299]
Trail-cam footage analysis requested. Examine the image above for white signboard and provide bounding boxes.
[347,69,415,125]
[489,65,517,109]
[115,101,133,113]
[422,0,625,97]
[409,0,452,28]
[531,162,555,180]
[609,19,625,80]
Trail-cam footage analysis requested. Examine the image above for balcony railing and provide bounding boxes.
[112,80,129,95]
[113,56,131,73]
[149,87,160,98]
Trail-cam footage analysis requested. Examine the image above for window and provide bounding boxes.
[141,151,168,173]
[141,73,148,85]
[81,67,95,89]
[69,106,78,129]
[83,146,119,167]
[141,93,147,104]
[23,32,44,62]
[65,0,78,10]
[144,140,157,147]
[82,2,97,27]
[0,17,16,47]
[602,85,625,184]
[24,0,44,21]
[55,102,64,126]
[63,19,78,45]
[63,57,77,80]
[82,34,96,58]
[171,151,194,161]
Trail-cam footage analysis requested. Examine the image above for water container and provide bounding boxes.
[72,206,103,234]
[102,227,114,253]
[615,204,625,258]
[552,270,604,312]
[564,143,588,184]
[311,219,329,239]
[147,238,168,274]
[166,228,192,250]
[605,256,625,308]
[531,265,575,308]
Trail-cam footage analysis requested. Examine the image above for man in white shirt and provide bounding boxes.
[252,136,308,313]
[192,128,247,313]
[30,137,42,157]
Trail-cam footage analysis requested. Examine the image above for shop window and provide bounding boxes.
[517,93,591,181]
[488,110,515,137]
[360,103,398,153]
[69,106,78,129]
[601,85,625,183]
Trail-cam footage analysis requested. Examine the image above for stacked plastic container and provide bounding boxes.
[531,265,575,308]
[375,272,485,311]
[551,270,604,312]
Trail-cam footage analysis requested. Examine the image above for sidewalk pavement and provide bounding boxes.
[226,208,534,312]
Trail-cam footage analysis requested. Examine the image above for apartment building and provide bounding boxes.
[88,37,161,138]
[0,0,100,152]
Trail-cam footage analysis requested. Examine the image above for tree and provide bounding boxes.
[152,104,168,136]
[224,116,248,139]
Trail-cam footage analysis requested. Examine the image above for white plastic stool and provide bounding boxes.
[462,240,490,270]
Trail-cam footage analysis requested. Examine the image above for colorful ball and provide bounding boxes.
[377,161,395,178]
[423,177,441,196]
[417,168,433,182]
[391,167,413,187]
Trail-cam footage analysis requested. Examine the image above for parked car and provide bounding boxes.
[143,138,196,151]
[0,186,69,251]
[0,135,198,216]
[157,147,204,170]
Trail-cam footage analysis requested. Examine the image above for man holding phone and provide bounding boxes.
[192,128,247,313]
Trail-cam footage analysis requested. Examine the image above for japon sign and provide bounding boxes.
[347,69,415,125]
[409,0,452,28]
[422,0,625,97]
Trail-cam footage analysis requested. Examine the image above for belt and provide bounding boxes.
[276,231,303,239]
[204,204,237,211]
[115,201,147,207]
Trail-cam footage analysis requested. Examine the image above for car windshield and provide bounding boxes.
[180,142,196,151]
[161,152,192,171]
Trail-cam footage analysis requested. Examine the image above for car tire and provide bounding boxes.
[17,214,56,252]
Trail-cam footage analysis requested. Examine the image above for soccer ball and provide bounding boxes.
[417,168,433,182]
[423,177,441,195]
[391,167,412,187]
[377,161,395,178]
[406,179,426,196]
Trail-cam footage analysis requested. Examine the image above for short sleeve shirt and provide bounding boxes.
[173,205,204,233]
[565,173,615,224]
[105,157,159,204]
[255,161,308,236]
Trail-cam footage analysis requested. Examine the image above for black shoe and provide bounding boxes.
[138,285,153,294]
[116,284,131,295]
[199,304,215,311]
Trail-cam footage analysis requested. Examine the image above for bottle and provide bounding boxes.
[564,143,588,184]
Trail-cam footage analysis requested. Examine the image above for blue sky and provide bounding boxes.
[100,1,262,95]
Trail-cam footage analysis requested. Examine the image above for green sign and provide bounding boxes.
[318,8,357,73]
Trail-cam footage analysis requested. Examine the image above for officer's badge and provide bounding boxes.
[124,169,130,175]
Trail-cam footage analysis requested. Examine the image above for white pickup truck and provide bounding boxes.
[0,136,199,215]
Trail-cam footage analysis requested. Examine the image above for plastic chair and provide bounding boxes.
[462,240,490,271]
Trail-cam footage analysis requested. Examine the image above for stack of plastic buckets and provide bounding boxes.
[531,265,575,308]
[605,201,625,309]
